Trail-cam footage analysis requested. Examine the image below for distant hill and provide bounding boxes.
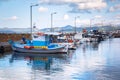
[39,25,120,32]
[0,25,120,33]
[62,25,73,30]
[39,25,74,32]
[39,25,100,32]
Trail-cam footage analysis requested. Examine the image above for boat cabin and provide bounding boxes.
[32,32,62,46]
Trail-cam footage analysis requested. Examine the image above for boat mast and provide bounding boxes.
[30,4,39,40]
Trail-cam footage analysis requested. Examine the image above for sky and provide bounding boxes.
[0,0,120,29]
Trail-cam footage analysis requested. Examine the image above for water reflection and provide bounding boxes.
[90,42,99,50]
[0,39,120,80]
[78,42,100,54]
[10,52,68,71]
[9,52,72,80]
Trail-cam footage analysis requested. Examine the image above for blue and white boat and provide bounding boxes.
[9,32,68,54]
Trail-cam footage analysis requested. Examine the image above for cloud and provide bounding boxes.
[9,16,18,20]
[108,19,120,25]
[114,20,120,25]
[39,0,105,5]
[71,1,107,13]
[69,3,91,13]
[39,0,107,13]
[38,7,48,12]
[114,4,120,10]
[115,14,120,19]
[4,16,18,20]
[39,0,79,5]
[39,0,66,5]
[69,9,91,13]
[78,1,106,10]
[109,0,119,2]
[109,6,115,12]
[109,0,115,1]
[63,14,69,20]
[73,0,120,13]
[94,15,102,18]
[109,4,120,12]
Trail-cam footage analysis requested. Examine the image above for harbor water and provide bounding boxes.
[0,38,120,80]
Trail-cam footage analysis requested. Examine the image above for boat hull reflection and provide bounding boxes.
[10,52,68,70]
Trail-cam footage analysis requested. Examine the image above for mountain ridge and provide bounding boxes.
[0,25,120,33]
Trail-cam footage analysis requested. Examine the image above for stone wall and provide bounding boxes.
[113,33,120,38]
[0,33,31,42]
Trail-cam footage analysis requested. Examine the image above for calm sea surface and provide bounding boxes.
[0,38,120,80]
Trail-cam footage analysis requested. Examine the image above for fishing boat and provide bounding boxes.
[9,32,68,54]
[57,34,76,50]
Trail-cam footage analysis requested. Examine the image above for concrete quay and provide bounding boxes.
[0,42,12,52]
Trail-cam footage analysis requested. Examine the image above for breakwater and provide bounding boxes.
[113,33,120,38]
[0,33,30,42]
[0,33,30,52]
[0,32,120,42]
